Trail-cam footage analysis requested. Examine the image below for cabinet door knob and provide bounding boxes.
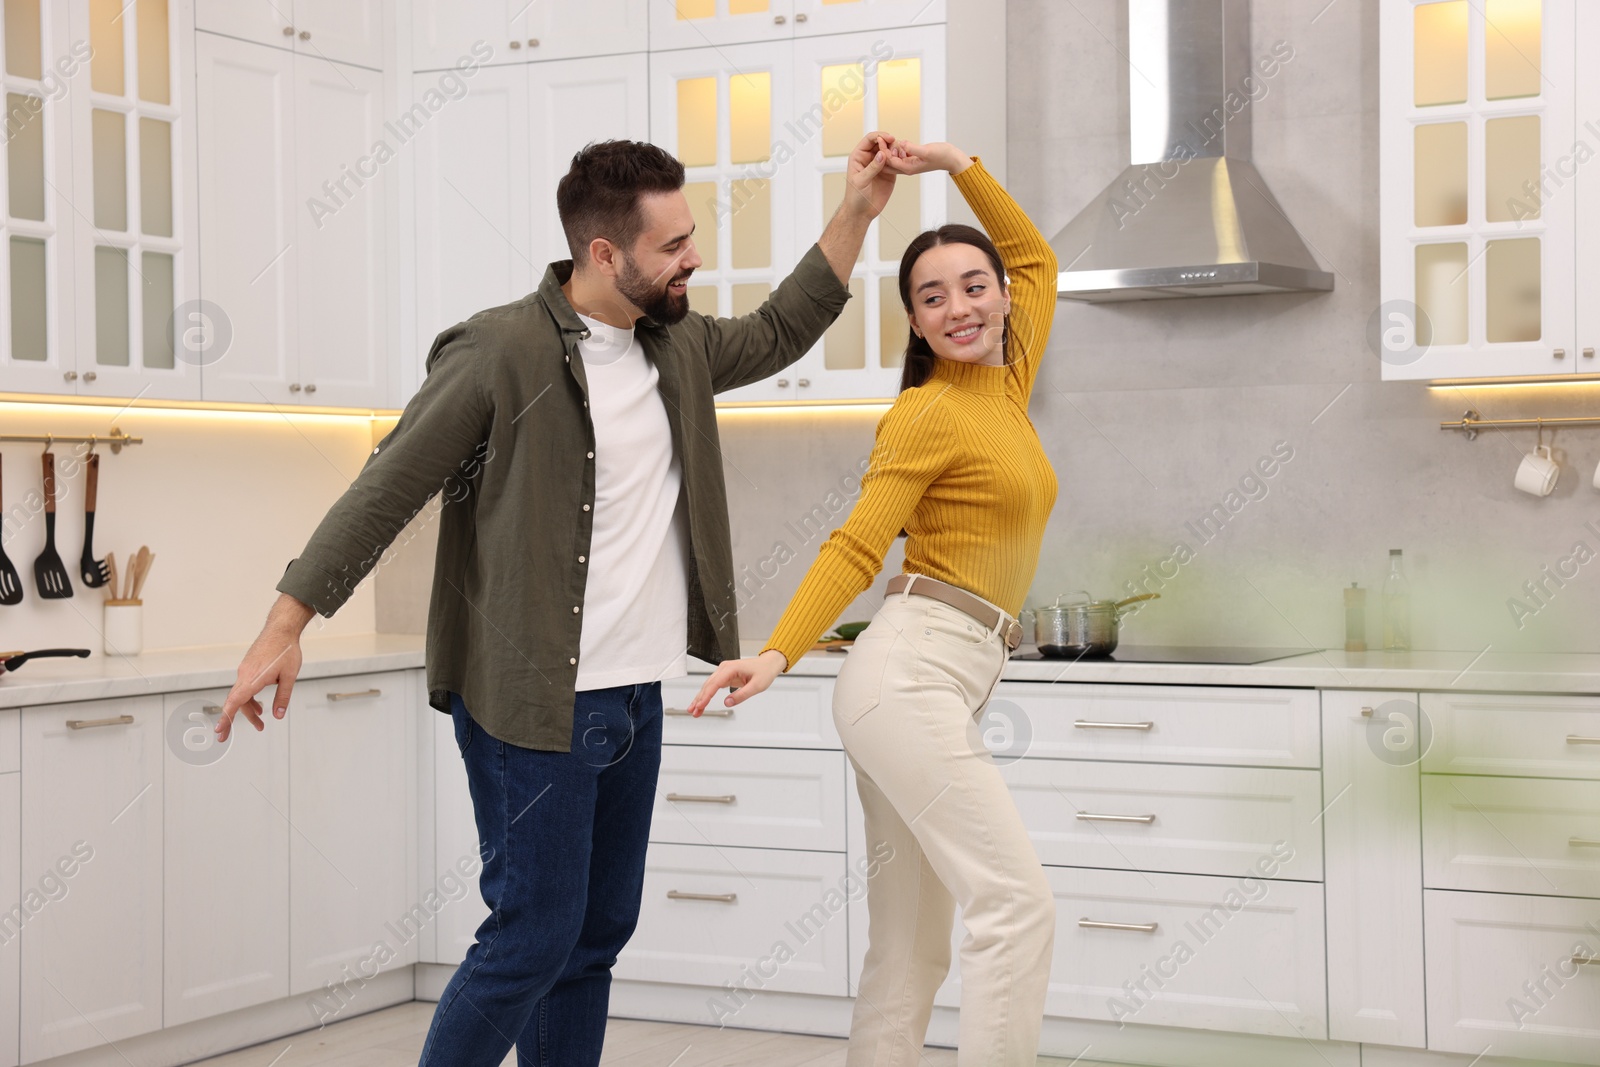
[63,370,77,381]
[1554,348,1567,359]
[798,378,810,387]
[776,378,790,387]
[1585,347,1595,359]
[289,383,302,392]
[509,39,521,49]
[774,14,787,23]
[282,25,294,36]
[298,29,310,40]
[527,38,540,47]
[796,12,808,21]
[305,383,316,394]
[82,371,96,382]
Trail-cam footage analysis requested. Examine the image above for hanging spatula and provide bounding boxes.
[79,453,109,588]
[0,457,21,605]
[33,451,72,599]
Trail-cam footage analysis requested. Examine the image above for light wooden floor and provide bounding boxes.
[185,1001,1112,1066]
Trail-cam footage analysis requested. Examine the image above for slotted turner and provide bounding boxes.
[0,456,21,605]
[33,451,72,599]
[79,453,109,588]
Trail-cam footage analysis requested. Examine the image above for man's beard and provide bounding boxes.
[616,253,692,326]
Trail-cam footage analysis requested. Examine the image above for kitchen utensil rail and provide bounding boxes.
[1442,410,1600,440]
[0,429,142,453]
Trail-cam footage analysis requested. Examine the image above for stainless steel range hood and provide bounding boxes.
[1051,0,1334,302]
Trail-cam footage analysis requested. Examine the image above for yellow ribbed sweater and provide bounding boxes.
[764,159,1059,669]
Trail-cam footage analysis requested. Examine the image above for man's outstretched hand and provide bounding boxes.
[216,593,314,742]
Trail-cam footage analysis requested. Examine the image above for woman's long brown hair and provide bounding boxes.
[896,224,1012,392]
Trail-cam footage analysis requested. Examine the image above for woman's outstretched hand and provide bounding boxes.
[685,649,789,716]
[884,140,974,177]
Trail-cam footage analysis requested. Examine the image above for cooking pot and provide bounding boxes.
[0,648,90,676]
[1020,593,1158,658]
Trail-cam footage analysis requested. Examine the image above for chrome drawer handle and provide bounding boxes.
[1573,954,1599,966]
[1074,719,1154,731]
[1076,812,1156,824]
[1079,918,1159,933]
[66,714,134,730]
[1570,837,1600,848]
[1567,735,1600,745]
[667,890,737,903]
[327,688,381,702]
[666,793,736,804]
[666,707,732,718]
[202,704,223,715]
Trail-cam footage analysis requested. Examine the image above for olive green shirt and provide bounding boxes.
[278,243,850,750]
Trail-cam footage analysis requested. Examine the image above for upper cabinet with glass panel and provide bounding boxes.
[1379,0,1583,381]
[792,0,946,38]
[650,0,797,51]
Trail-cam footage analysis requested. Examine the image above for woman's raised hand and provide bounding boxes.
[684,649,789,717]
[884,141,974,177]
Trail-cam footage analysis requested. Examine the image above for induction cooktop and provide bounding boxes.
[1013,646,1319,665]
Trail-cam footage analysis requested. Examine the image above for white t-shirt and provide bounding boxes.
[572,313,691,691]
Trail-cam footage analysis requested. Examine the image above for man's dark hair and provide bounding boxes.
[556,140,685,266]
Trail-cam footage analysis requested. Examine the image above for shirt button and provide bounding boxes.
[569,657,577,665]
[582,504,591,512]
[586,451,594,459]
[578,555,586,563]
[572,606,580,614]
[565,354,570,363]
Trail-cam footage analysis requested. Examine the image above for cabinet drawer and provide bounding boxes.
[664,675,839,749]
[615,844,849,997]
[1004,760,1322,880]
[1041,866,1327,1038]
[996,683,1320,768]
[1422,692,1600,779]
[1424,889,1600,1063]
[1423,775,1600,898]
[652,747,846,852]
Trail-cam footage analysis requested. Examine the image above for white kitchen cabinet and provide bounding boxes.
[197,32,390,408]
[785,27,945,401]
[412,0,648,71]
[1043,865,1328,1040]
[163,688,289,1027]
[1423,773,1600,898]
[651,745,847,852]
[1,2,86,397]
[196,0,385,70]
[651,42,798,403]
[793,0,946,37]
[615,841,850,996]
[431,709,488,967]
[660,674,839,748]
[0,774,18,1067]
[288,672,417,995]
[1424,888,1600,1063]
[1380,0,1583,381]
[650,0,797,52]
[20,695,164,1062]
[410,53,647,402]
[1422,690,1600,779]
[1320,690,1427,1048]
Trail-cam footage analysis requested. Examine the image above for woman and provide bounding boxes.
[687,141,1058,1066]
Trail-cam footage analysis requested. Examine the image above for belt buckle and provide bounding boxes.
[999,617,1023,651]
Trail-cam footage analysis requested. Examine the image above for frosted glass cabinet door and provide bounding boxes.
[195,32,299,403]
[1380,0,1578,381]
[649,0,796,52]
[293,58,389,408]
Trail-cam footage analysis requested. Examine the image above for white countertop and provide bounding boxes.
[0,633,427,710]
[5,634,1600,708]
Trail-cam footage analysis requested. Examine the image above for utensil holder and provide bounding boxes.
[103,599,142,656]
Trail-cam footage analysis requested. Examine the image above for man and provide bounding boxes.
[216,132,899,1066]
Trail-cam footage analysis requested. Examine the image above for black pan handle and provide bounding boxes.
[3,648,91,672]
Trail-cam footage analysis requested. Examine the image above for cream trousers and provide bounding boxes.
[832,590,1055,1067]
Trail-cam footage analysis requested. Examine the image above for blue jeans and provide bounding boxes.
[418,684,663,1066]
